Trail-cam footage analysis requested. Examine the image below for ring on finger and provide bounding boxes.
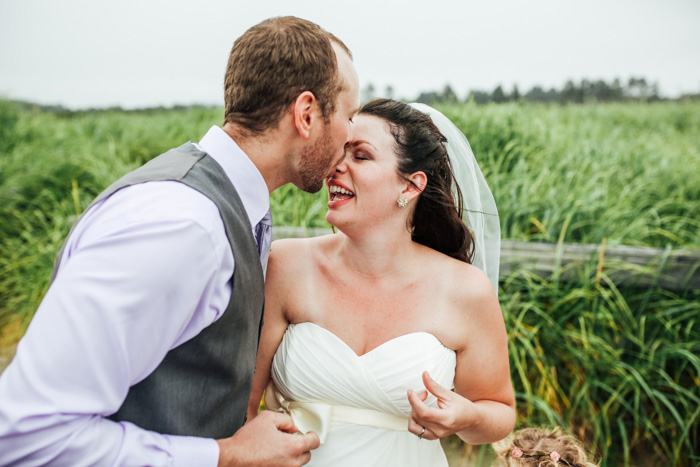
[418,426,425,440]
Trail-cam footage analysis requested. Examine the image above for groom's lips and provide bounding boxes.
[327,180,355,208]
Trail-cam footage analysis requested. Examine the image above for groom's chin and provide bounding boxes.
[296,179,325,194]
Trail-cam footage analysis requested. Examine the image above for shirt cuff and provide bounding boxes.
[165,435,219,467]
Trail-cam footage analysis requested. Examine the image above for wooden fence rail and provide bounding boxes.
[272,227,700,291]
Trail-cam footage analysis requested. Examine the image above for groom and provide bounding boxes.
[0,16,360,467]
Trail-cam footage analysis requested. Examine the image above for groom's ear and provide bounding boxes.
[292,91,317,140]
[402,171,427,202]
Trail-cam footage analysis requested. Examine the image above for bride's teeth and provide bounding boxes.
[330,185,354,196]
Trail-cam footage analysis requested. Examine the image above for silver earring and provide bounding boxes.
[397,195,408,208]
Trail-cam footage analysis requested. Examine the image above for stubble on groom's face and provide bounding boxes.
[297,123,341,193]
[296,44,358,194]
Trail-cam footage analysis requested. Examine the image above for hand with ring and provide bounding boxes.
[407,371,479,441]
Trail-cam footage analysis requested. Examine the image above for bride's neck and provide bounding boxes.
[334,223,418,277]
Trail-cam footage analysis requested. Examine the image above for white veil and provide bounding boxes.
[409,103,501,295]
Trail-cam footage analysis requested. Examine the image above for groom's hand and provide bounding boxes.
[217,411,320,467]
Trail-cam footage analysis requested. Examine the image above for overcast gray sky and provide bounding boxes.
[1,0,698,109]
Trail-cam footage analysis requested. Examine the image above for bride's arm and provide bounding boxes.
[452,270,515,444]
[246,242,292,422]
[407,266,515,444]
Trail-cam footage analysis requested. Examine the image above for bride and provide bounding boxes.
[247,99,515,466]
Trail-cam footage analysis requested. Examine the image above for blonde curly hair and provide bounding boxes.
[492,427,598,467]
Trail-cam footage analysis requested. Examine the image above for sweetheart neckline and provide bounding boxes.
[290,321,455,358]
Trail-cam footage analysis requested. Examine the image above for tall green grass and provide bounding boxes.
[0,103,225,343]
[501,263,699,466]
[1,99,698,465]
[440,101,700,248]
[444,255,700,467]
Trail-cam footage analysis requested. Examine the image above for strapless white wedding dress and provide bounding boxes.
[267,322,457,466]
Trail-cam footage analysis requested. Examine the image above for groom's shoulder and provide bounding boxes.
[92,181,226,243]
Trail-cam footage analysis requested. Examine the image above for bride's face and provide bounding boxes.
[325,115,407,229]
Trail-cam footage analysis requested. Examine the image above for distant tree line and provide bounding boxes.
[5,99,215,116]
[5,76,700,115]
[362,77,700,105]
[469,77,664,104]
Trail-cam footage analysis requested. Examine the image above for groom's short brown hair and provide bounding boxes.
[223,16,352,137]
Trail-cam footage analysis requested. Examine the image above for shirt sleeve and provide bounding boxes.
[0,182,233,466]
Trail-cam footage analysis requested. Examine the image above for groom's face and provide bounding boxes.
[297,44,360,193]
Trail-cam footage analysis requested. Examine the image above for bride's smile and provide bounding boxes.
[327,180,355,206]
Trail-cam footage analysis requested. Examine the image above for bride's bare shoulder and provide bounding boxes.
[267,234,339,276]
[448,260,502,335]
[424,249,499,317]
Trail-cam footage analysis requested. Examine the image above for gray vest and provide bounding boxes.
[50,142,265,438]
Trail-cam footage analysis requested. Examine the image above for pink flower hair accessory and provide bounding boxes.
[550,451,561,462]
[511,447,523,458]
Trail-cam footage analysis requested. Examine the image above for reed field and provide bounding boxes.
[0,99,698,465]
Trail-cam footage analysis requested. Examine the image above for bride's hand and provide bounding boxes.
[406,371,477,441]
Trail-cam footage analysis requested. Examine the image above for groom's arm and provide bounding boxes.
[0,183,231,466]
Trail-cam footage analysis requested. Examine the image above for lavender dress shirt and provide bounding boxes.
[0,126,270,466]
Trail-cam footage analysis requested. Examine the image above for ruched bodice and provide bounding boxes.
[269,322,457,466]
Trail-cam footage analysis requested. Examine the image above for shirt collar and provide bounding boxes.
[194,126,270,230]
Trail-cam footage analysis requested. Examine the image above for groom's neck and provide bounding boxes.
[221,122,293,194]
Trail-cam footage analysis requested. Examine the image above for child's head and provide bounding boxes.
[492,427,598,467]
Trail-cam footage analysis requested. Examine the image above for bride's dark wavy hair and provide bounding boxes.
[358,98,474,263]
